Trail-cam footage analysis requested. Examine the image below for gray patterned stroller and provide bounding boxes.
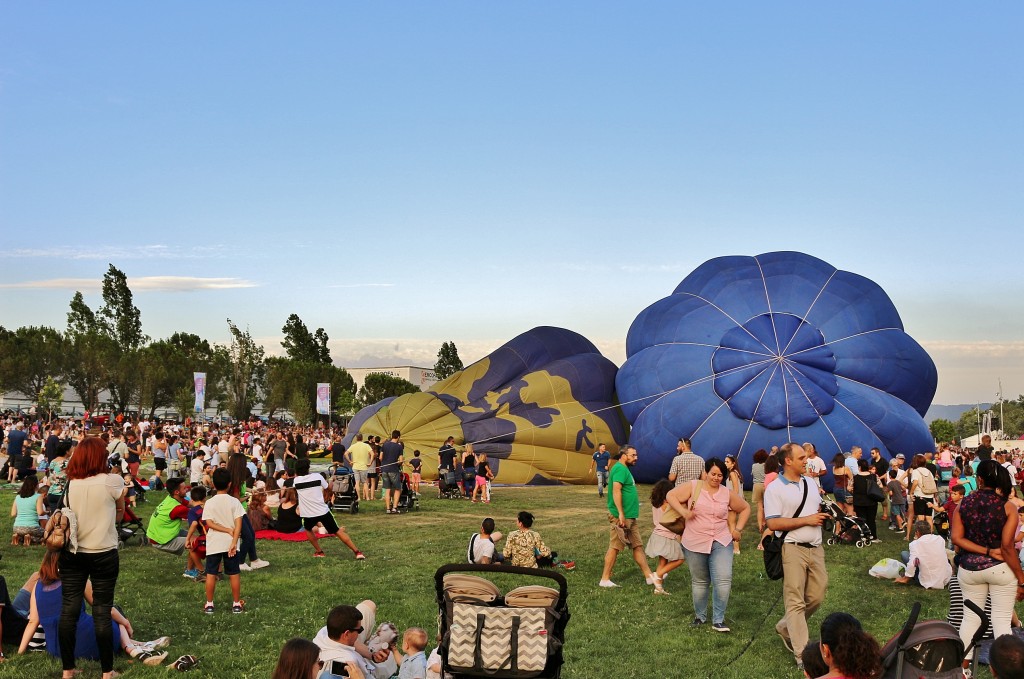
[880,600,989,679]
[434,564,569,679]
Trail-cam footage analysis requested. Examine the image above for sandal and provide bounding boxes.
[170,655,200,671]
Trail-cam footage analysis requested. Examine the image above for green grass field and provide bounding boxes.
[0,479,981,679]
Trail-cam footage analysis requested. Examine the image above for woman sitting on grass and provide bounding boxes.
[246,490,275,531]
[503,511,553,568]
[10,475,46,545]
[18,551,171,667]
[272,638,365,679]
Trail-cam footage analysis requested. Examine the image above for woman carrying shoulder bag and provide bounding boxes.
[60,436,126,679]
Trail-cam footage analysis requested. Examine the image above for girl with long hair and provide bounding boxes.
[724,455,744,555]
[19,550,171,665]
[817,612,882,679]
[645,479,685,594]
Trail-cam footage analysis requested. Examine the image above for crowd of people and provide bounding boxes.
[5,409,1024,677]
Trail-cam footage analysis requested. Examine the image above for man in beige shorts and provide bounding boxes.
[599,445,655,589]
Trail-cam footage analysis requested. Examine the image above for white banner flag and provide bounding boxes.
[316,383,331,416]
[194,373,206,413]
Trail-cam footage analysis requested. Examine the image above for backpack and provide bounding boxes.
[43,492,78,552]
[918,469,937,496]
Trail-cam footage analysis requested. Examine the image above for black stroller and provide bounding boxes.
[438,469,462,500]
[821,497,872,548]
[117,505,147,549]
[881,600,989,679]
[395,473,420,512]
[933,510,951,541]
[330,466,359,514]
[434,564,569,679]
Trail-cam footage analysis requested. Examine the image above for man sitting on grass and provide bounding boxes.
[291,458,366,560]
[146,478,204,577]
[894,520,952,589]
[468,517,504,564]
[313,602,397,679]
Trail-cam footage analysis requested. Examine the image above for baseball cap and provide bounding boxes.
[894,453,905,461]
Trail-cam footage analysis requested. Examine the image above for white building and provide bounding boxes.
[345,366,438,393]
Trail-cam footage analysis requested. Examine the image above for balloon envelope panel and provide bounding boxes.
[618,251,937,485]
[344,327,627,484]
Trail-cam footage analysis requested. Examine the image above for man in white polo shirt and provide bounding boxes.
[764,442,831,671]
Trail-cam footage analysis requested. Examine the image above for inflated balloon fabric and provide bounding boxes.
[617,251,937,484]
[344,326,627,484]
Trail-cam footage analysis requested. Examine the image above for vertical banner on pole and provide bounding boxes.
[194,373,207,413]
[316,383,331,416]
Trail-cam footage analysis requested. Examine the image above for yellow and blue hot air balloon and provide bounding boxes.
[344,326,627,484]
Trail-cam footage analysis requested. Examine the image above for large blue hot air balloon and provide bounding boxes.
[617,251,937,484]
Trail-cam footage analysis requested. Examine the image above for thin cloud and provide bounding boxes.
[325,283,396,289]
[6,244,230,260]
[921,340,1024,358]
[0,276,257,292]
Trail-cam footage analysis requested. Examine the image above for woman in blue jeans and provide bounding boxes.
[59,436,127,679]
[666,457,750,633]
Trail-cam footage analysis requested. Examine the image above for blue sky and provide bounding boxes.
[2,4,1021,404]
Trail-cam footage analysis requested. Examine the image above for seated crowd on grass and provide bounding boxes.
[4,411,1024,677]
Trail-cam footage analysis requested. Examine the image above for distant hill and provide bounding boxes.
[925,403,992,424]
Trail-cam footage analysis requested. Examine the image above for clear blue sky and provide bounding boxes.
[2,4,1021,404]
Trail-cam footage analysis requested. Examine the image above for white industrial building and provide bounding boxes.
[345,366,438,393]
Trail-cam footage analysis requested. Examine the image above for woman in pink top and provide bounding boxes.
[665,458,750,632]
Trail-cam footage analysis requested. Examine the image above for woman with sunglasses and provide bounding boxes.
[272,638,365,679]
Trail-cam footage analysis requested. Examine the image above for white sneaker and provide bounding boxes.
[239,563,253,572]
[250,559,270,569]
[598,580,621,588]
[645,575,656,585]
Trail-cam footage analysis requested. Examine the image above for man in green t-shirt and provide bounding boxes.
[599,446,655,588]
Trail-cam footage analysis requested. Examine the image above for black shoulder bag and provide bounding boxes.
[761,479,809,580]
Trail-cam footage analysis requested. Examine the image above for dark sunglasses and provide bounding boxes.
[350,626,364,633]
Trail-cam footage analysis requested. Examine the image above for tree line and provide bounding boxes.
[929,399,1024,443]
[0,264,465,423]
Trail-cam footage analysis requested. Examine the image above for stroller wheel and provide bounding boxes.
[856,540,866,548]
[826,538,835,546]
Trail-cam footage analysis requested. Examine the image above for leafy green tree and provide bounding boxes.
[356,372,420,410]
[137,333,218,419]
[281,313,331,364]
[98,264,147,412]
[64,291,111,412]
[929,418,957,444]
[216,319,266,420]
[263,356,356,423]
[0,325,65,398]
[37,377,64,422]
[434,341,464,380]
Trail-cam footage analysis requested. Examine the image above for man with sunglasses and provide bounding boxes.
[313,601,397,679]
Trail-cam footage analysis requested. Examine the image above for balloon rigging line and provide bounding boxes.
[754,255,784,355]
[674,291,778,356]
[628,357,775,424]
[777,269,838,357]
[832,398,885,447]
[647,341,775,358]
[734,363,781,457]
[783,362,844,452]
[690,359,778,441]
[784,326,904,358]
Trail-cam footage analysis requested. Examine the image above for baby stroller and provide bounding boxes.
[881,600,989,679]
[330,466,359,514]
[933,510,951,540]
[435,563,569,679]
[395,473,420,512]
[438,469,462,500]
[821,498,871,548]
[117,505,147,549]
